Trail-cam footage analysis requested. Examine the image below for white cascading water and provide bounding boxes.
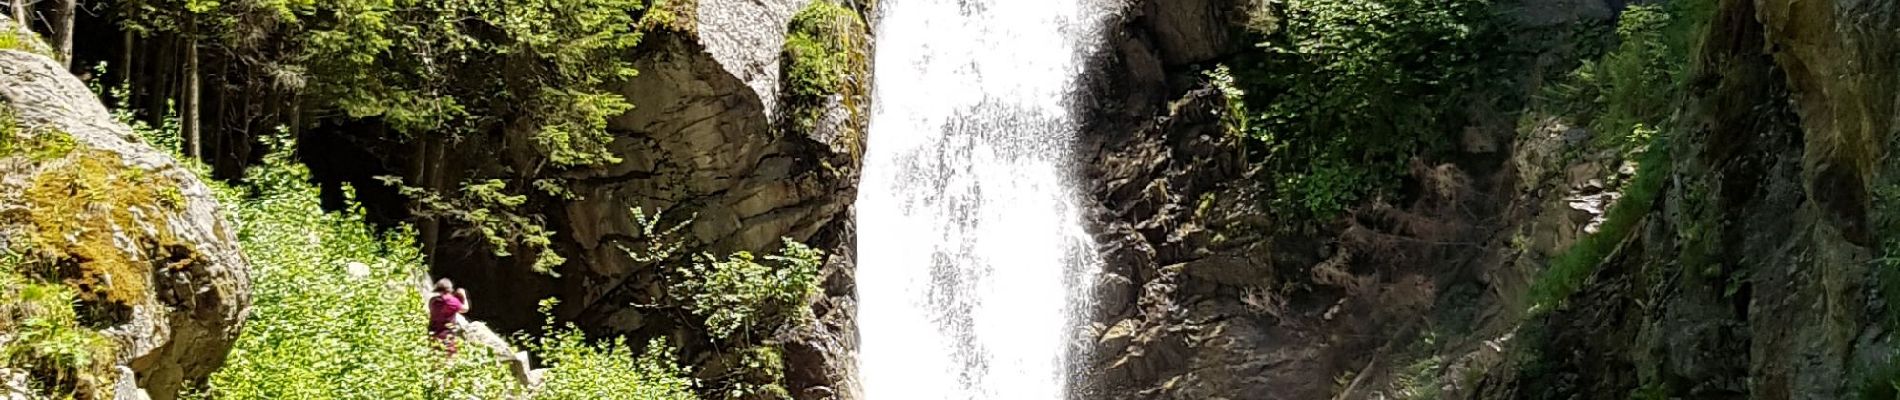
[856,0,1106,398]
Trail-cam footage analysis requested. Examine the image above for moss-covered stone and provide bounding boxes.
[0,253,120,400]
[0,16,51,57]
[20,146,190,312]
[781,0,870,157]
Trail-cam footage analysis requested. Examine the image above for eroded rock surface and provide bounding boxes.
[414,2,866,398]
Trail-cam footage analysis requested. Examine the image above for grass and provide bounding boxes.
[1519,0,1714,314]
[1525,135,1671,314]
[0,25,51,57]
[641,0,700,35]
[197,135,699,400]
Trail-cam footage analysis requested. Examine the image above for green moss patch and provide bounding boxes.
[781,0,870,151]
[0,110,78,161]
[3,111,192,325]
[22,147,193,314]
[0,27,51,57]
[0,250,119,399]
[641,0,699,34]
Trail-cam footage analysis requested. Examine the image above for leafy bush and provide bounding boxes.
[187,134,696,399]
[1222,0,1500,220]
[671,240,824,341]
[782,0,870,139]
[113,0,671,273]
[525,300,697,400]
[615,209,822,399]
[1534,1,1713,152]
[1521,0,1716,314]
[197,134,508,399]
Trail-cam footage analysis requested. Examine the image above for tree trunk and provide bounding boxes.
[9,0,24,28]
[412,135,441,261]
[119,30,133,88]
[145,35,175,128]
[183,35,201,160]
[51,0,73,69]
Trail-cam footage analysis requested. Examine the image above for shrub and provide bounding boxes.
[670,239,824,341]
[525,301,697,400]
[782,0,870,140]
[192,134,697,399]
[0,250,117,399]
[617,209,821,399]
[1222,0,1501,220]
[195,134,516,399]
[1520,0,1716,315]
[1535,0,1714,152]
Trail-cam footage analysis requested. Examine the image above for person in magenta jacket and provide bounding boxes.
[428,278,470,357]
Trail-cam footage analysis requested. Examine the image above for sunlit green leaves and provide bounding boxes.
[671,239,823,340]
[1225,0,1497,220]
[196,134,696,399]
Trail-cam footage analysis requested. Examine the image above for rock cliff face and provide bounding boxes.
[403,0,866,397]
[0,19,251,400]
[1071,0,1899,397]
[438,0,846,324]
[1473,0,1899,397]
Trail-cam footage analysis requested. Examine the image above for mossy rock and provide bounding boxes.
[0,46,250,400]
[780,0,871,164]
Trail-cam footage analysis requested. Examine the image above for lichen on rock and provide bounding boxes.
[0,37,250,400]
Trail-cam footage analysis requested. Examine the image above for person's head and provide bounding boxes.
[434,278,454,294]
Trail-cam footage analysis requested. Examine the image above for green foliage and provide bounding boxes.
[1205,65,1252,139]
[190,132,696,399]
[0,108,79,162]
[669,239,823,341]
[713,345,791,400]
[1525,136,1670,313]
[640,0,699,34]
[1858,353,1900,400]
[526,301,697,400]
[0,251,117,399]
[1590,6,1674,147]
[1520,0,1716,315]
[782,0,869,138]
[86,63,186,157]
[385,176,567,273]
[263,0,650,165]
[0,24,51,57]
[616,211,814,400]
[113,0,666,275]
[1533,1,1713,152]
[1222,0,1501,220]
[1392,335,1444,399]
[198,134,517,399]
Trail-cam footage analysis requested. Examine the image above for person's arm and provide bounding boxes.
[454,288,470,313]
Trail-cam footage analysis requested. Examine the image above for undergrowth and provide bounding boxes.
[0,250,117,400]
[1524,134,1669,314]
[51,94,702,398]
[195,133,699,400]
[1521,0,1714,315]
[1218,0,1508,221]
[781,0,870,152]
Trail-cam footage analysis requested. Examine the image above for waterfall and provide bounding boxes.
[855,0,1106,398]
